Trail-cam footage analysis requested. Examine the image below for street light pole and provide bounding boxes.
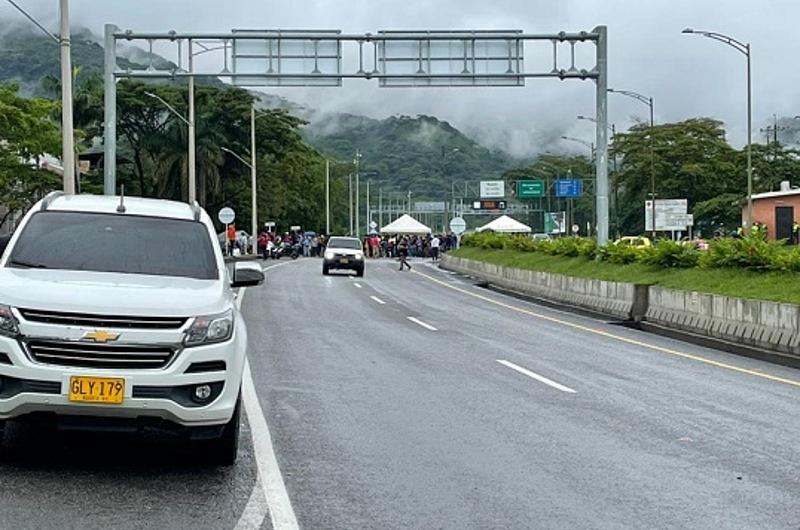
[325,159,330,234]
[683,28,752,233]
[145,92,196,202]
[608,88,656,238]
[354,150,362,236]
[348,173,353,236]
[187,40,196,204]
[250,104,257,247]
[59,0,75,194]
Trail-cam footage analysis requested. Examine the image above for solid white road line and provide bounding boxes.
[370,295,386,305]
[496,359,576,393]
[234,477,268,530]
[354,282,363,288]
[240,360,300,530]
[233,280,300,530]
[407,316,438,331]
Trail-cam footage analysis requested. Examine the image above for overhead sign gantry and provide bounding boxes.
[103,25,609,242]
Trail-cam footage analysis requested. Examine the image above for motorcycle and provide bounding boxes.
[272,242,301,260]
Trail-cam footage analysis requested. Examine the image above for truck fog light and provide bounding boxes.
[193,384,212,402]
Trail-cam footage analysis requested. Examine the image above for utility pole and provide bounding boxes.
[366,180,371,231]
[59,0,75,194]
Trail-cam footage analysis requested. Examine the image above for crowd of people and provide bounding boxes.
[242,226,459,265]
[361,233,459,261]
[256,230,329,259]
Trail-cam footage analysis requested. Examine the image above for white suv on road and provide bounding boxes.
[0,192,263,465]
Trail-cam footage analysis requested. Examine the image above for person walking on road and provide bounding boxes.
[398,236,412,271]
[430,234,441,262]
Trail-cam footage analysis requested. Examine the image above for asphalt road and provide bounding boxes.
[2,256,800,529]
[244,257,800,530]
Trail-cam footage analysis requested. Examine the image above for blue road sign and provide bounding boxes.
[555,179,583,198]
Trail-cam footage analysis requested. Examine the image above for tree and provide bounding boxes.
[612,118,741,236]
[0,84,61,229]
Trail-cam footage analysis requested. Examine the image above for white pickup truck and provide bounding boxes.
[0,192,263,465]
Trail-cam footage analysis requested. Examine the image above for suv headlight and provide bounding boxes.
[0,305,18,337]
[184,309,233,346]
[355,252,364,260]
[324,251,335,260]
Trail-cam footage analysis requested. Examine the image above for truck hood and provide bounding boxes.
[0,269,231,317]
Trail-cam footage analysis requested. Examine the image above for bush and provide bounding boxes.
[460,232,800,275]
[461,232,506,250]
[699,235,784,270]
[640,239,700,268]
[596,242,641,264]
[768,247,800,272]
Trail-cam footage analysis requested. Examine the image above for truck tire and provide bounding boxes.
[199,395,241,466]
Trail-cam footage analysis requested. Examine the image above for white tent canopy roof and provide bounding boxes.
[477,215,532,233]
[380,214,432,235]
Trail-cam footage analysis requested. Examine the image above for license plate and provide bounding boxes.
[340,258,349,264]
[69,376,125,405]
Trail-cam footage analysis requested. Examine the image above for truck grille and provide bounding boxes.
[18,309,187,330]
[26,340,176,370]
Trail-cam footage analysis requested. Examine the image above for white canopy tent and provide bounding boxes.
[380,214,432,235]
[477,215,532,234]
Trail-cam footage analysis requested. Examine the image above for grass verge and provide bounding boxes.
[450,247,800,305]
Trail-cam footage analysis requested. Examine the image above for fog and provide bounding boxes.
[3,0,799,157]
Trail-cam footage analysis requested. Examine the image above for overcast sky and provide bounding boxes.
[3,0,799,157]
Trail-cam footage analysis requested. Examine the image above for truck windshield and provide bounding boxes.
[327,237,362,250]
[7,211,218,280]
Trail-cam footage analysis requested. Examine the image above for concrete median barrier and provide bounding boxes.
[440,254,644,321]
[441,254,800,365]
[645,287,800,357]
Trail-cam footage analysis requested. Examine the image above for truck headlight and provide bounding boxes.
[0,305,18,338]
[325,251,335,260]
[355,252,364,260]
[184,309,233,346]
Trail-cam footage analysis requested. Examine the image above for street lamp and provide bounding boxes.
[577,115,616,140]
[145,91,195,202]
[354,150,363,236]
[147,42,228,204]
[219,146,254,250]
[577,115,617,172]
[608,87,656,238]
[442,147,460,218]
[683,28,752,233]
[561,136,595,158]
[324,159,354,235]
[578,116,619,232]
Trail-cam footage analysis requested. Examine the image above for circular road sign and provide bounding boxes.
[218,207,235,225]
[450,216,467,235]
[571,224,580,235]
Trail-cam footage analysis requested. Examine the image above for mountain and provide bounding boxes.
[303,112,520,198]
[0,23,181,97]
[0,24,525,196]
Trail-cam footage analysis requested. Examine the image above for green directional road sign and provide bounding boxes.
[517,180,545,198]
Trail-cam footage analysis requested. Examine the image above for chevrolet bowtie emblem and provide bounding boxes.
[82,330,120,343]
